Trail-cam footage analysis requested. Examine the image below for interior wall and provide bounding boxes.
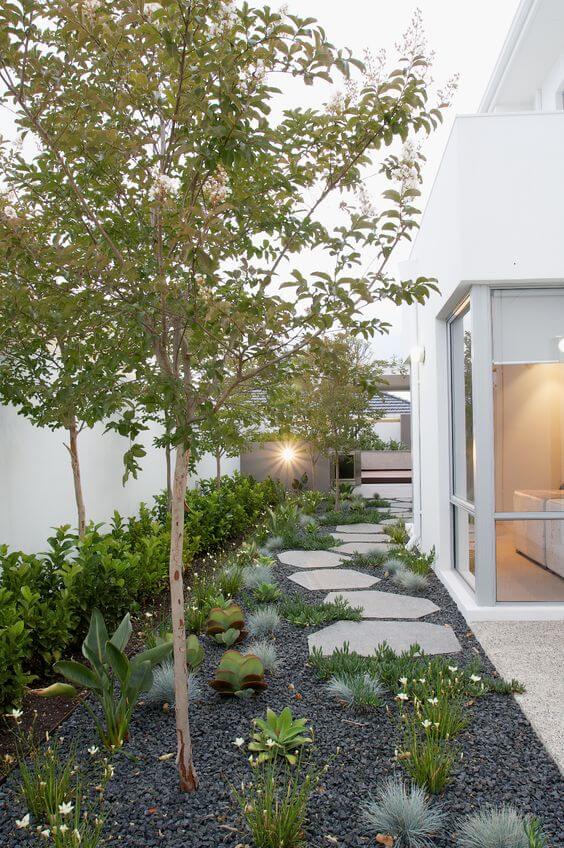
[494,364,564,510]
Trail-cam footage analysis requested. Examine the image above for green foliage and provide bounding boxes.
[309,643,378,681]
[209,650,267,698]
[253,582,283,604]
[275,527,337,552]
[18,737,76,824]
[206,603,247,645]
[186,634,205,671]
[292,491,326,516]
[248,707,313,765]
[399,723,456,794]
[281,595,362,628]
[385,521,410,545]
[218,565,245,598]
[0,588,32,710]
[362,776,446,848]
[485,677,526,695]
[265,503,301,538]
[38,609,172,750]
[234,758,321,848]
[318,510,384,526]
[243,564,276,589]
[326,673,384,711]
[393,570,429,593]
[391,546,436,576]
[525,818,548,848]
[347,550,389,569]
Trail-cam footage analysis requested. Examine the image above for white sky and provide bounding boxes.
[281,0,522,361]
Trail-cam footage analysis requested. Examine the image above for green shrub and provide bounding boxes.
[319,510,386,526]
[309,643,378,681]
[248,707,313,765]
[281,595,362,628]
[0,588,32,710]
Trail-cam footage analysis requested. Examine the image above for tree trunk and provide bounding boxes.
[334,452,341,512]
[67,417,86,537]
[165,442,172,513]
[310,454,317,491]
[215,448,221,490]
[169,445,199,792]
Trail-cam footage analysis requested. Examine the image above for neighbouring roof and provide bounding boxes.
[369,392,411,417]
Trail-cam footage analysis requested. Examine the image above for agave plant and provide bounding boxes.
[206,603,247,646]
[248,706,313,765]
[209,650,267,698]
[35,609,172,750]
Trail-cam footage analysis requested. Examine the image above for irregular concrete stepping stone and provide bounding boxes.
[331,532,390,543]
[333,542,392,555]
[277,550,345,569]
[287,569,379,591]
[308,620,461,656]
[335,524,386,534]
[323,590,439,620]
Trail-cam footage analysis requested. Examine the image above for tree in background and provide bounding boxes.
[0,0,450,789]
[271,336,385,506]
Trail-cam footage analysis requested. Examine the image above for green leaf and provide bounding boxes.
[54,660,102,692]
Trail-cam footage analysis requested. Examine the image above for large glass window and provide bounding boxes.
[449,299,475,589]
[492,289,564,601]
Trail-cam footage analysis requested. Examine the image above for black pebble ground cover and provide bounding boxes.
[1,517,563,848]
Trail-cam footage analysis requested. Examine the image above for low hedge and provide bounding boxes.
[0,473,282,711]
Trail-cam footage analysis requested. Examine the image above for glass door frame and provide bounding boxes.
[447,295,476,590]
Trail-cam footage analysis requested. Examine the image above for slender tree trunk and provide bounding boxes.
[67,416,86,537]
[169,445,198,792]
[165,442,172,513]
[215,448,221,490]
[334,451,341,512]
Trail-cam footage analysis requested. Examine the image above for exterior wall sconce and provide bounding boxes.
[558,337,564,355]
[410,345,426,365]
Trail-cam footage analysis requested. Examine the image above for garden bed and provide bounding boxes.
[1,512,562,847]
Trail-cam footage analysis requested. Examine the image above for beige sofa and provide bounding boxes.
[513,490,564,579]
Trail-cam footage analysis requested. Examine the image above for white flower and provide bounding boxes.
[87,746,99,756]
[418,678,426,684]
[399,677,408,686]
[421,719,432,729]
[59,824,69,834]
[6,707,23,719]
[396,692,409,701]
[3,205,18,220]
[144,2,160,16]
[81,0,103,15]
[265,738,276,748]
[427,697,439,705]
[16,814,30,829]
[73,828,82,843]
[233,737,245,747]
[470,674,481,683]
[40,829,50,840]
[448,666,458,673]
[149,170,180,200]
[58,801,74,816]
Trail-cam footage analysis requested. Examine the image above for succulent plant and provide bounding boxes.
[209,650,267,698]
[253,582,282,604]
[186,634,204,671]
[206,603,247,645]
[248,706,313,765]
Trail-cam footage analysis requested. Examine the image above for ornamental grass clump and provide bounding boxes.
[362,776,446,848]
[309,643,379,681]
[393,570,429,593]
[246,640,280,674]
[248,606,281,638]
[218,564,244,598]
[385,557,408,576]
[234,758,321,848]
[243,563,275,589]
[348,549,389,569]
[253,582,283,604]
[281,595,362,628]
[398,720,457,794]
[456,806,532,848]
[145,660,202,706]
[326,673,384,711]
[18,737,76,825]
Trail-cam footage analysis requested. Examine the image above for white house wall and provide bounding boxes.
[0,404,239,553]
[408,111,564,586]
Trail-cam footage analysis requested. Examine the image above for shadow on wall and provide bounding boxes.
[240,441,332,491]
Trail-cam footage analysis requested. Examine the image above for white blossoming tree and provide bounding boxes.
[0,0,451,790]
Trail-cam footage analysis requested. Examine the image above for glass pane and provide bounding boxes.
[450,305,474,503]
[492,289,564,364]
[496,519,564,601]
[493,363,564,511]
[454,508,475,587]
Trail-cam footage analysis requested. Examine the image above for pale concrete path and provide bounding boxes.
[323,590,439,619]
[333,541,392,555]
[331,532,390,543]
[288,569,379,591]
[354,483,413,500]
[278,550,345,569]
[473,621,564,773]
[335,524,386,534]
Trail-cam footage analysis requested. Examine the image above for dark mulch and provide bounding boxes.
[1,531,563,847]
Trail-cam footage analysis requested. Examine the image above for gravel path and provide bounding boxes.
[1,522,563,847]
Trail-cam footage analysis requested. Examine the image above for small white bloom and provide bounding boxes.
[265,738,276,748]
[6,707,23,719]
[470,674,481,683]
[448,665,458,673]
[421,719,432,729]
[87,746,99,756]
[16,814,30,829]
[418,678,426,684]
[399,677,408,686]
[40,829,50,839]
[427,697,439,706]
[144,2,160,16]
[59,801,74,816]
[59,824,69,834]
[233,737,245,747]
[396,692,409,701]
[3,205,18,220]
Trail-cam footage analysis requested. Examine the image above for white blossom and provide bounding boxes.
[233,737,245,747]
[203,165,229,206]
[396,692,409,702]
[470,674,481,683]
[421,719,432,729]
[149,170,181,200]
[16,814,30,829]
[144,2,160,17]
[3,205,18,220]
[87,746,99,756]
[58,802,74,816]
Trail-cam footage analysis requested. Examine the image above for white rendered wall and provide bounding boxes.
[0,404,239,553]
[407,112,564,606]
[372,419,402,442]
